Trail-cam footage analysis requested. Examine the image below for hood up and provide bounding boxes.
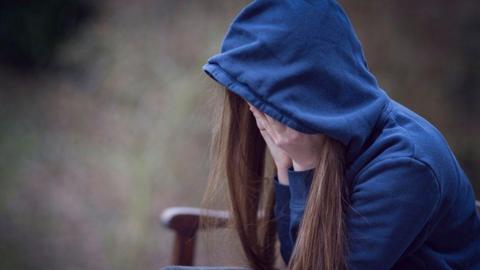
[202,0,390,164]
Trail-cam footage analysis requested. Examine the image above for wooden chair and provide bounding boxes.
[160,207,230,266]
[161,201,480,266]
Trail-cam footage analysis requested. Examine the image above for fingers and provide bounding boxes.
[249,105,288,143]
[248,106,277,147]
[249,105,270,130]
[248,104,287,141]
[248,105,277,142]
[259,123,275,146]
[263,113,287,139]
[254,114,268,131]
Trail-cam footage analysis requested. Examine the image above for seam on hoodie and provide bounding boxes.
[400,158,443,257]
[354,156,441,217]
[298,0,315,7]
[390,106,418,160]
[384,103,444,204]
[350,101,413,179]
[206,62,317,133]
[379,99,394,125]
[210,65,302,129]
[412,158,442,200]
[350,156,442,254]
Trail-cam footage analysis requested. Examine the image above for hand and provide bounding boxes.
[248,102,325,172]
[248,103,292,185]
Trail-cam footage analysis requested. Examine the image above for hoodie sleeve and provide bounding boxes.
[346,157,440,270]
[273,166,315,265]
[273,175,292,264]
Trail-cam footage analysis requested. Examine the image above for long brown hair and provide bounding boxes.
[200,86,349,270]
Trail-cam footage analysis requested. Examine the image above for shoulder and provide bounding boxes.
[354,100,456,193]
[354,156,441,203]
[353,156,441,216]
[347,156,442,256]
[346,156,442,268]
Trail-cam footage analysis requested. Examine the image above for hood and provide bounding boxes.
[202,0,391,164]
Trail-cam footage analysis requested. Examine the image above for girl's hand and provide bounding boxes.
[248,103,292,185]
[248,103,324,172]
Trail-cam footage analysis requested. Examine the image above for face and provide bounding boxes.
[246,101,326,171]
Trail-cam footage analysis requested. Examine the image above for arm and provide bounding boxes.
[275,157,441,268]
[274,166,315,265]
[273,174,292,264]
[346,157,440,269]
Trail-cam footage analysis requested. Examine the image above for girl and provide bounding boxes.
[200,0,480,269]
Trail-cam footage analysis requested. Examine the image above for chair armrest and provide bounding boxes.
[161,207,230,236]
[160,207,231,266]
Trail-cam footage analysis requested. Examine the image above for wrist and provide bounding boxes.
[292,160,315,171]
[276,168,289,185]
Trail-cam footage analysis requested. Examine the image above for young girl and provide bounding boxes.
[200,0,480,269]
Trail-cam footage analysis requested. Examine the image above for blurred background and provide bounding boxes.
[0,0,478,269]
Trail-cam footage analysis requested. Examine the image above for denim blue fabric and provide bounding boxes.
[202,0,480,269]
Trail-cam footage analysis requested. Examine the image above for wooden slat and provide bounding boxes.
[160,207,230,266]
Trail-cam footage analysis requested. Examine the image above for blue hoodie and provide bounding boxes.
[202,0,480,269]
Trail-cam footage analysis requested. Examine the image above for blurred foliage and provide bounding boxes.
[0,1,478,270]
[341,0,480,188]
[0,0,95,72]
